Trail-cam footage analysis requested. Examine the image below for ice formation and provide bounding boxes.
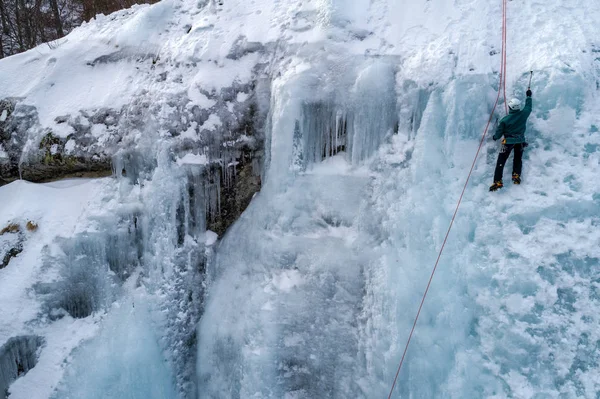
[0,0,599,398]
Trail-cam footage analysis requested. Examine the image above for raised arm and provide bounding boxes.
[523,91,533,117]
[493,120,505,141]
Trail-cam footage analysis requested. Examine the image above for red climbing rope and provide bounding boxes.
[502,0,509,113]
[386,1,508,398]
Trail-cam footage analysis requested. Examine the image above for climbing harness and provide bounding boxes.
[386,0,509,397]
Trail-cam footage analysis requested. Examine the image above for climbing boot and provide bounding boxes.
[512,173,521,185]
[489,181,503,192]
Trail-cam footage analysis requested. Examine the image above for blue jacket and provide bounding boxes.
[493,97,533,144]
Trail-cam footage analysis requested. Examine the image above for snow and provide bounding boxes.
[0,48,136,135]
[64,139,76,153]
[176,153,208,166]
[272,270,303,293]
[111,1,175,50]
[187,89,216,109]
[189,56,259,92]
[199,114,222,131]
[1,0,600,398]
[8,316,101,399]
[91,124,108,138]
[204,230,218,246]
[0,179,111,398]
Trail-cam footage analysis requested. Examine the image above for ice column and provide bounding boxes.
[349,61,397,164]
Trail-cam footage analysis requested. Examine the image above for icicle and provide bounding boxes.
[185,165,207,239]
[297,101,346,167]
[106,212,144,279]
[39,234,113,319]
[294,101,353,168]
[112,150,157,185]
[0,336,44,396]
[350,61,397,164]
[292,120,304,171]
[202,166,221,225]
[216,171,222,218]
[176,185,188,246]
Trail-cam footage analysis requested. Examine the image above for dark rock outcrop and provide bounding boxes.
[208,144,262,236]
[0,224,24,270]
[0,100,114,184]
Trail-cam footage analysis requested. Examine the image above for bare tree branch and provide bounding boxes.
[49,0,64,36]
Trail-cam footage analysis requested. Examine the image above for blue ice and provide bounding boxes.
[197,54,600,398]
[53,300,177,399]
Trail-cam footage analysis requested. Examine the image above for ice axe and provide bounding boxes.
[523,70,533,150]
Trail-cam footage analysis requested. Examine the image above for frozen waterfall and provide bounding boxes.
[1,0,599,398]
[197,49,600,399]
[197,57,398,398]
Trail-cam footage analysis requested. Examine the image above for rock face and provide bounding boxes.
[0,99,112,183]
[0,223,24,270]
[210,153,262,236]
[0,76,268,236]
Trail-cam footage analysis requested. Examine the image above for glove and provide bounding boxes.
[492,136,498,141]
[526,89,532,97]
[523,142,529,148]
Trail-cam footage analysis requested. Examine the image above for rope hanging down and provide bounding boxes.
[386,0,508,397]
[501,0,508,113]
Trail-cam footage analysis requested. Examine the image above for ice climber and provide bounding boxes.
[489,89,533,192]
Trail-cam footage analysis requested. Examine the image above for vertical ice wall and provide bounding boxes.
[272,58,399,180]
[197,56,399,398]
[354,53,600,399]
[34,35,268,395]
[353,76,497,398]
[44,146,223,398]
[349,61,398,164]
[293,61,397,169]
[53,301,178,399]
[199,18,600,398]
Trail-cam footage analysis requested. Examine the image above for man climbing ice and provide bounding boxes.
[489,88,533,191]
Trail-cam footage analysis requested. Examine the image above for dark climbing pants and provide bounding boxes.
[493,143,524,182]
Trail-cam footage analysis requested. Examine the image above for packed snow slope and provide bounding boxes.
[0,0,599,398]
